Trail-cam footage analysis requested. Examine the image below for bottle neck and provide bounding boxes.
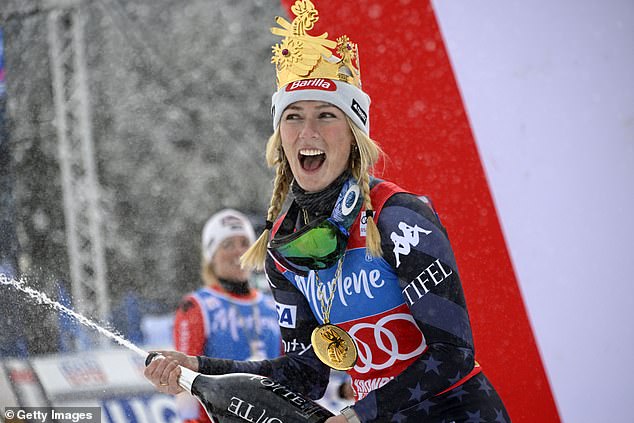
[178,366,199,393]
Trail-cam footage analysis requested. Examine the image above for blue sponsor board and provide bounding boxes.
[101,394,178,423]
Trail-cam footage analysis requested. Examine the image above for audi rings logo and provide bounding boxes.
[348,313,426,374]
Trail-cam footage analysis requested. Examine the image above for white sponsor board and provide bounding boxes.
[1,348,178,423]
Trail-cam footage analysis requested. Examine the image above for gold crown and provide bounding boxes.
[270,0,362,90]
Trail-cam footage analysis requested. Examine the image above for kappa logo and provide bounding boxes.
[275,302,297,328]
[286,78,336,92]
[390,221,432,267]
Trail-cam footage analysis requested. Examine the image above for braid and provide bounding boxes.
[241,130,291,271]
[348,118,383,257]
[267,162,291,224]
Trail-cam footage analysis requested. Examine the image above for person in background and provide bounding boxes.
[146,2,510,422]
[172,209,281,423]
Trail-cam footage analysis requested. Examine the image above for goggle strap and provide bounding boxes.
[327,217,349,238]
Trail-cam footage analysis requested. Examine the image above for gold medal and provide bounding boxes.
[311,323,358,371]
[309,257,357,370]
[301,211,356,371]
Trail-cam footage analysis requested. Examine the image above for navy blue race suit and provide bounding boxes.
[199,180,510,422]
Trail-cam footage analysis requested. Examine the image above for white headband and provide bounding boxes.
[271,79,371,135]
[201,209,256,262]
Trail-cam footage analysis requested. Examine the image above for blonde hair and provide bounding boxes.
[201,258,217,287]
[240,118,383,271]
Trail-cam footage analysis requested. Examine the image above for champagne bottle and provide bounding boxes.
[145,352,334,423]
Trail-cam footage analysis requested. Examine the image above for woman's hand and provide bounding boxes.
[143,350,198,395]
[325,416,348,423]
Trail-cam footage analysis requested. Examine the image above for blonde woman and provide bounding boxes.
[146,2,509,422]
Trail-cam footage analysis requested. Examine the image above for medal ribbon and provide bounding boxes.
[315,257,344,324]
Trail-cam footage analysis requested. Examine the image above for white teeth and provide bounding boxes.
[300,149,324,156]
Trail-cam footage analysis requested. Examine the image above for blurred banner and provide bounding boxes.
[0,349,179,423]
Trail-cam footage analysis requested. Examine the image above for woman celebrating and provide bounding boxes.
[146,1,510,422]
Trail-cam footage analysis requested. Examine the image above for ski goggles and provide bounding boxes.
[268,217,349,276]
[268,178,363,276]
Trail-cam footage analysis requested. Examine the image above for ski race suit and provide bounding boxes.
[198,179,510,422]
[174,285,281,423]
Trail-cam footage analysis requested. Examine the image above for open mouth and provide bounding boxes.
[299,148,326,171]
